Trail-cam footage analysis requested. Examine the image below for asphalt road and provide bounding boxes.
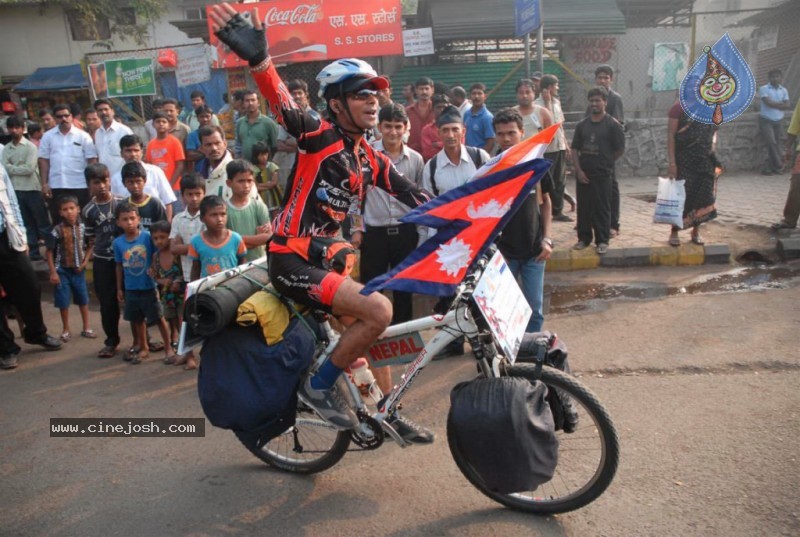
[1,263,799,537]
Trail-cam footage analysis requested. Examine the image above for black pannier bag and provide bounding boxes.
[449,377,558,494]
[198,316,319,449]
[517,331,579,433]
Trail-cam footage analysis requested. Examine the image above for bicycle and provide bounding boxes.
[239,248,619,516]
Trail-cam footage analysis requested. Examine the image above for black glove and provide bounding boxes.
[215,12,268,67]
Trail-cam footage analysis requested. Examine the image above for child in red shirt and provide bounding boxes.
[146,111,185,192]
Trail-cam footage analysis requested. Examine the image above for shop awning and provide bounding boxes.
[428,0,626,41]
[14,64,88,92]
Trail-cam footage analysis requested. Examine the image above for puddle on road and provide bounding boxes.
[547,264,800,315]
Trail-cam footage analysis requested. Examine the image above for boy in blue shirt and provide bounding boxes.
[188,195,247,281]
[113,202,176,364]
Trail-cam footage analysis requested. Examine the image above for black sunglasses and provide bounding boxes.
[347,89,378,101]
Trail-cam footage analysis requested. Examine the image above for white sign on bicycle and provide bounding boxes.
[473,251,531,362]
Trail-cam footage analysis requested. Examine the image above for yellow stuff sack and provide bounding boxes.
[236,287,294,345]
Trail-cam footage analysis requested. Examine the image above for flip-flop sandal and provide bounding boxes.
[163,355,177,365]
[669,236,680,247]
[148,340,165,352]
[81,329,98,339]
[97,345,117,359]
[60,331,71,342]
[691,235,705,245]
[131,351,149,365]
[124,346,140,362]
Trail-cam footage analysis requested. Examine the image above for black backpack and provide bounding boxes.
[449,377,559,494]
[428,145,485,196]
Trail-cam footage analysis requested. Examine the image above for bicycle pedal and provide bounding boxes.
[380,420,410,448]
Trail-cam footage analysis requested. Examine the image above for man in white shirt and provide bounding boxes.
[197,125,258,202]
[361,103,425,324]
[110,134,177,220]
[38,103,98,221]
[93,99,133,178]
[420,105,489,359]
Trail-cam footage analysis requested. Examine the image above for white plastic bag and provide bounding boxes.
[653,177,686,228]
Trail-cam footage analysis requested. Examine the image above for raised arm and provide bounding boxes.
[209,3,320,139]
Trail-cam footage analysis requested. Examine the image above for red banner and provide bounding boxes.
[207,0,403,68]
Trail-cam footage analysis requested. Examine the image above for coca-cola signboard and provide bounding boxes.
[207,0,403,68]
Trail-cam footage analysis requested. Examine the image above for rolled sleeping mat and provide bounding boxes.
[183,264,271,337]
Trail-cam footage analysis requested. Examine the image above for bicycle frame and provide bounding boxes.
[312,298,484,435]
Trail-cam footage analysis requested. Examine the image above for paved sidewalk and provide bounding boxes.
[545,172,799,271]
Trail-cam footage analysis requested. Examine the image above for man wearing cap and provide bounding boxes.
[422,105,490,197]
[210,3,434,443]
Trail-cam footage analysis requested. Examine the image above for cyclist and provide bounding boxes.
[209,3,434,444]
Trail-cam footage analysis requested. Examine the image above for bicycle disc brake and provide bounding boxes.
[349,412,384,450]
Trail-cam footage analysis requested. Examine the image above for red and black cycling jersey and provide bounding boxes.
[251,59,431,246]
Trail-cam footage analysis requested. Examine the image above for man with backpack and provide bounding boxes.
[421,105,490,356]
[422,105,490,197]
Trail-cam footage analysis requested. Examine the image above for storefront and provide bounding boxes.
[12,64,90,122]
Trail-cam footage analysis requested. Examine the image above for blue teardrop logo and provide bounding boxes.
[679,33,755,125]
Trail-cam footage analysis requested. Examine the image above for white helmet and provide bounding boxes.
[316,58,389,99]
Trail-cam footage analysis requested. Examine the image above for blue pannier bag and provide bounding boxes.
[198,316,319,449]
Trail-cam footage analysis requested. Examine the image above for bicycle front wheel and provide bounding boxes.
[243,404,352,475]
[446,364,619,515]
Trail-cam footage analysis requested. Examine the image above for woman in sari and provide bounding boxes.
[666,101,722,246]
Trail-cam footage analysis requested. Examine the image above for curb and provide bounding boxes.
[777,238,800,260]
[32,243,735,283]
[546,243,731,272]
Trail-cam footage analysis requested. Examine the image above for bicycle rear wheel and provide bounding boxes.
[446,364,619,515]
[243,403,352,474]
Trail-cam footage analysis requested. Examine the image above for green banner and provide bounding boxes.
[103,58,156,97]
